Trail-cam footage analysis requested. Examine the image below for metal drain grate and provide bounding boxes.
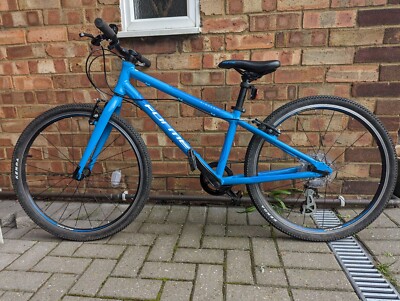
[313,210,400,301]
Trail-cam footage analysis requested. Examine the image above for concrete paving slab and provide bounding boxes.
[0,202,399,300]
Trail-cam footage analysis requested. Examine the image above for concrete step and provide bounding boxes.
[0,200,33,229]
[0,200,20,227]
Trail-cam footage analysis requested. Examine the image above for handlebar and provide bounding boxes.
[91,18,151,68]
[94,18,118,44]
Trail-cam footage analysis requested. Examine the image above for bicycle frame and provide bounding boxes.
[75,60,332,186]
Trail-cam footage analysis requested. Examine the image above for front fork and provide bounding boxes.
[73,97,122,180]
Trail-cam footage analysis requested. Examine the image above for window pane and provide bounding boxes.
[133,0,187,19]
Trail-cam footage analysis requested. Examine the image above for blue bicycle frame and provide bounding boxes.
[75,60,332,185]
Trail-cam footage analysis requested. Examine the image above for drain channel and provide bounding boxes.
[313,210,400,301]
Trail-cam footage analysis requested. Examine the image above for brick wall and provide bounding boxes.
[0,0,399,195]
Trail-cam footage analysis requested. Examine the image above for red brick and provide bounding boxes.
[157,54,202,70]
[98,6,120,23]
[379,117,400,131]
[27,27,67,42]
[200,87,233,104]
[1,91,36,104]
[200,133,227,146]
[19,0,60,9]
[262,0,277,11]
[27,11,42,25]
[275,67,325,83]
[384,28,400,44]
[203,52,249,69]
[252,50,301,66]
[0,29,25,45]
[13,76,53,90]
[226,34,274,50]
[61,0,82,8]
[250,13,301,31]
[299,84,351,98]
[304,10,356,28]
[2,13,16,27]
[3,11,42,27]
[277,0,329,10]
[228,0,243,14]
[204,118,229,131]
[327,65,379,82]
[380,65,400,81]
[169,117,204,131]
[355,46,400,63]
[6,45,32,59]
[46,42,88,58]
[303,48,354,65]
[183,36,225,53]
[352,82,400,97]
[181,71,225,86]
[200,0,224,15]
[243,0,267,13]
[358,9,400,27]
[331,0,386,7]
[124,38,177,55]
[202,16,248,34]
[276,30,328,47]
[0,77,13,89]
[52,74,91,88]
[0,106,17,118]
[330,28,384,46]
[44,9,83,25]
[145,72,180,87]
[0,61,29,75]
[0,0,18,11]
[375,100,400,115]
[3,11,40,27]
[29,59,67,74]
[2,119,32,133]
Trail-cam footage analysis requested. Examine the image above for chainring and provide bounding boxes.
[200,162,233,196]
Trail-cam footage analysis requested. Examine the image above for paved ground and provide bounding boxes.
[0,201,399,301]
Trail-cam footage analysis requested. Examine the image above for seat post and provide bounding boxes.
[232,79,251,113]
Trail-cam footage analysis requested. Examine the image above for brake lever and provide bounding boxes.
[79,32,103,46]
[79,32,95,39]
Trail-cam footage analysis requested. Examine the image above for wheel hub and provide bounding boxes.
[306,151,336,188]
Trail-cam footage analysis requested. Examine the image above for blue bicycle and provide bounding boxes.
[12,19,397,241]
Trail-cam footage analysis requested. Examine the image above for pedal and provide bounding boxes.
[226,189,243,205]
[187,149,197,171]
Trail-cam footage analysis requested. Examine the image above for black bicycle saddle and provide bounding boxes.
[218,60,281,75]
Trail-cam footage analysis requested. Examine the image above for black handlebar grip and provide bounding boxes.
[94,18,118,43]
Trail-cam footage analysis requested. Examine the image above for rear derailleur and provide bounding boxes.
[301,188,318,216]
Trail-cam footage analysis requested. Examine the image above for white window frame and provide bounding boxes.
[119,0,201,38]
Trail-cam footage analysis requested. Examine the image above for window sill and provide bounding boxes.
[118,27,201,38]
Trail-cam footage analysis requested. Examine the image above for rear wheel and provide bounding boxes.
[245,96,397,241]
[12,104,152,241]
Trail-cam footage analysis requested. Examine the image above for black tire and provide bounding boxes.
[11,104,152,241]
[245,96,397,241]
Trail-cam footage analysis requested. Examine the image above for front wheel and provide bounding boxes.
[12,104,152,241]
[245,96,397,241]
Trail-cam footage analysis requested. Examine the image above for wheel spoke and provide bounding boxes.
[247,97,392,241]
[15,106,150,240]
